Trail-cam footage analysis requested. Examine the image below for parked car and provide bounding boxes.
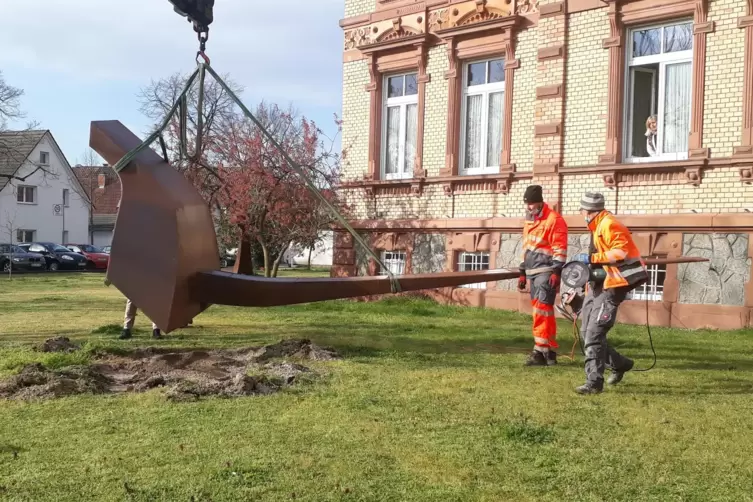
[101,245,111,254]
[18,242,88,271]
[65,244,110,270]
[0,244,46,273]
[220,248,237,268]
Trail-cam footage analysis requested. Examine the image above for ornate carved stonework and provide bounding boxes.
[344,27,371,50]
[377,24,421,42]
[428,8,450,31]
[516,0,539,14]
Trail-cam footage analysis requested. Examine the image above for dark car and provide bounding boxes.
[0,244,46,273]
[18,242,88,271]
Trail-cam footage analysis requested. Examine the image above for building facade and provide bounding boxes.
[0,130,89,246]
[72,164,121,247]
[336,0,753,329]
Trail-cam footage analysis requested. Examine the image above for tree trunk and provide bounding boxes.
[233,233,254,275]
[259,240,272,277]
[307,247,312,270]
[270,241,291,278]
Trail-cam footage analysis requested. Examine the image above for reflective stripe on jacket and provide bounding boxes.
[520,203,568,276]
[588,210,648,289]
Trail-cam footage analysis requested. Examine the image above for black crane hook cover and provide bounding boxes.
[168,0,215,33]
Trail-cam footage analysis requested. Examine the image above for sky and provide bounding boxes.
[0,0,345,165]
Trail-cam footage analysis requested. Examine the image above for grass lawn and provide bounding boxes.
[1,272,753,501]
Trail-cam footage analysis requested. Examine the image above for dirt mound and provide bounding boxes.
[37,337,80,353]
[0,363,109,400]
[253,339,341,362]
[1,339,337,401]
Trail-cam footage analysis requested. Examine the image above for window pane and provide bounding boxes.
[488,59,505,83]
[464,94,483,170]
[467,62,486,87]
[632,28,661,57]
[662,61,692,154]
[387,76,404,98]
[384,106,401,174]
[405,74,418,96]
[664,23,693,53]
[403,104,418,175]
[486,91,504,167]
[629,68,658,157]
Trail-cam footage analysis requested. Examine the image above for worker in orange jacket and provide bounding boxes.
[517,185,568,366]
[576,192,648,394]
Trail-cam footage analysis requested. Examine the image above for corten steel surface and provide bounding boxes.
[193,256,709,308]
[90,120,220,332]
[90,120,710,332]
[192,269,522,307]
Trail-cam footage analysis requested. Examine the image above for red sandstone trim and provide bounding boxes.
[735,1,753,158]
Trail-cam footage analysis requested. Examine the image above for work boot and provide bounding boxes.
[152,329,163,339]
[119,328,132,340]
[575,383,603,395]
[608,359,634,385]
[546,351,557,366]
[524,350,547,366]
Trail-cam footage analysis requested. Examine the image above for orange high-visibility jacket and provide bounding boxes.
[520,203,568,276]
[588,210,648,289]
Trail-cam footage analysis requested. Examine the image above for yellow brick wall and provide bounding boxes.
[423,46,450,177]
[561,174,617,214]
[703,0,746,158]
[345,0,376,18]
[617,169,753,214]
[497,181,529,217]
[562,9,609,167]
[341,60,370,182]
[453,192,498,218]
[510,28,537,172]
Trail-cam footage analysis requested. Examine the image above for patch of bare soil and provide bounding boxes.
[37,336,80,353]
[1,339,339,401]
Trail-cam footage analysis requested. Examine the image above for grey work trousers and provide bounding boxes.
[124,298,158,330]
[579,283,633,388]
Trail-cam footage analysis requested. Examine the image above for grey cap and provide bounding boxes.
[580,192,605,212]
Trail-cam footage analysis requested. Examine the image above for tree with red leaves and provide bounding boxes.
[211,101,349,277]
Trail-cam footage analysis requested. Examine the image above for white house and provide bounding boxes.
[287,230,334,267]
[0,130,89,245]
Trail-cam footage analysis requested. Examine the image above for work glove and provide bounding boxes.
[573,253,590,264]
[549,273,560,290]
[517,270,527,291]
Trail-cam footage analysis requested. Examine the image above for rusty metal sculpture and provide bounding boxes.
[91,120,527,332]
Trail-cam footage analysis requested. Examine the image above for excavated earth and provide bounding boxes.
[0,338,340,402]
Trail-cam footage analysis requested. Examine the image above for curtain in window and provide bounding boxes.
[385,106,400,175]
[464,94,483,170]
[403,104,418,176]
[662,61,691,154]
[486,91,504,167]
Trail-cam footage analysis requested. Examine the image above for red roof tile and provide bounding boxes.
[72,165,121,215]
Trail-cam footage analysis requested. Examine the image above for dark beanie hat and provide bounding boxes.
[523,185,544,203]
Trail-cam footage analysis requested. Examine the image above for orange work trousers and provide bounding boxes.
[529,272,558,352]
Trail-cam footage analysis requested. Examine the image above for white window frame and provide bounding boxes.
[628,262,666,301]
[379,250,407,276]
[16,229,36,243]
[459,58,506,175]
[63,188,70,207]
[381,72,418,181]
[457,251,490,289]
[39,151,49,165]
[623,19,693,164]
[16,185,36,204]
